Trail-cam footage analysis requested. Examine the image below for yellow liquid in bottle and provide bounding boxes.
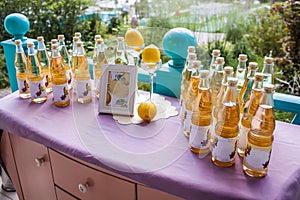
[211,71,223,106]
[184,76,199,138]
[243,105,275,178]
[37,50,52,93]
[190,88,212,154]
[180,69,192,122]
[75,56,92,103]
[238,77,254,113]
[212,102,239,167]
[16,72,30,99]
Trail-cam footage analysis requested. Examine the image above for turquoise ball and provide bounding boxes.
[4,13,30,39]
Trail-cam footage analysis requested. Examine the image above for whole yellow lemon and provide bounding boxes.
[125,28,144,47]
[137,101,157,122]
[142,44,160,63]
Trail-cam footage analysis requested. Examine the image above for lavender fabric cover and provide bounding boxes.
[0,92,300,200]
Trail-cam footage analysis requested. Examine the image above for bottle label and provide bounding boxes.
[52,84,70,103]
[189,125,210,149]
[29,79,47,98]
[17,78,30,94]
[76,80,92,98]
[183,110,192,133]
[66,69,73,86]
[44,74,51,88]
[244,144,272,170]
[212,135,237,162]
[238,125,249,151]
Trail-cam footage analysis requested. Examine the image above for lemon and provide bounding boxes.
[137,101,157,122]
[142,44,160,63]
[125,28,144,47]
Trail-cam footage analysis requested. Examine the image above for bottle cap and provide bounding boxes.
[265,57,273,64]
[187,46,196,53]
[227,77,238,86]
[212,49,221,57]
[37,36,44,42]
[216,57,224,65]
[74,32,81,38]
[95,35,102,41]
[117,37,124,41]
[96,38,103,44]
[248,62,258,70]
[238,54,247,61]
[192,60,201,68]
[199,70,209,78]
[76,41,83,47]
[224,66,233,74]
[254,73,265,82]
[51,39,58,44]
[14,39,21,45]
[73,36,79,42]
[188,53,197,60]
[27,42,34,48]
[263,84,275,93]
[51,44,58,50]
[58,34,64,40]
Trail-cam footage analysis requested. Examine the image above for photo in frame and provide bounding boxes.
[98,64,137,116]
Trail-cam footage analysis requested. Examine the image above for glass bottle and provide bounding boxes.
[190,70,212,157]
[26,42,47,103]
[238,62,258,114]
[243,84,276,178]
[183,60,201,138]
[74,42,92,103]
[262,57,274,84]
[71,36,80,75]
[74,32,82,41]
[58,34,73,90]
[211,57,225,106]
[14,40,30,98]
[93,35,102,57]
[235,54,248,94]
[114,37,128,65]
[93,38,108,99]
[211,66,234,145]
[50,44,70,107]
[179,53,197,123]
[181,47,196,85]
[238,73,265,157]
[208,49,221,84]
[212,78,239,167]
[37,36,52,93]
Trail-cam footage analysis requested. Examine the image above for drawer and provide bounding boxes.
[49,149,135,200]
[137,184,183,200]
[56,187,79,200]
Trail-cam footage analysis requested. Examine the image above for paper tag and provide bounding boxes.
[212,135,237,162]
[183,110,192,133]
[189,125,210,149]
[17,78,30,94]
[244,144,272,170]
[76,80,92,98]
[52,84,70,103]
[29,79,47,98]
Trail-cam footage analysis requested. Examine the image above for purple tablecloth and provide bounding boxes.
[0,92,300,200]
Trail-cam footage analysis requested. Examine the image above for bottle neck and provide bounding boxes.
[28,47,36,56]
[191,68,200,77]
[37,41,46,50]
[247,68,257,78]
[259,91,274,107]
[210,56,217,66]
[223,85,238,104]
[262,63,274,74]
[77,46,86,56]
[215,63,224,72]
[222,72,233,85]
[58,39,65,46]
[72,42,78,55]
[16,44,24,53]
[96,43,105,53]
[252,80,263,90]
[117,40,126,51]
[238,61,247,69]
[51,49,60,58]
[198,77,210,89]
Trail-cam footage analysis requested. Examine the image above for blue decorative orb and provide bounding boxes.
[162,28,197,68]
[4,13,30,40]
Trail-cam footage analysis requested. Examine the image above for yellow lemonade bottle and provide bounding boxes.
[211,57,225,106]
[183,60,201,138]
[50,44,70,107]
[58,34,72,90]
[208,49,221,85]
[262,57,274,84]
[26,42,47,103]
[180,53,197,123]
[243,84,275,178]
[14,39,30,98]
[238,73,264,157]
[74,42,92,103]
[37,36,52,93]
[235,54,248,95]
[190,70,212,157]
[93,39,108,99]
[212,78,239,167]
[114,37,128,65]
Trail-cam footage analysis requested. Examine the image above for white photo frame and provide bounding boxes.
[98,64,137,116]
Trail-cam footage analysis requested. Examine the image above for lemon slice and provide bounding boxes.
[125,28,144,47]
[142,44,160,63]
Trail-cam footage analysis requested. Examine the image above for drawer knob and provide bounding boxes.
[78,183,89,193]
[34,157,45,167]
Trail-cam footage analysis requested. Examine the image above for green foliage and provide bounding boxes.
[0,50,9,89]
